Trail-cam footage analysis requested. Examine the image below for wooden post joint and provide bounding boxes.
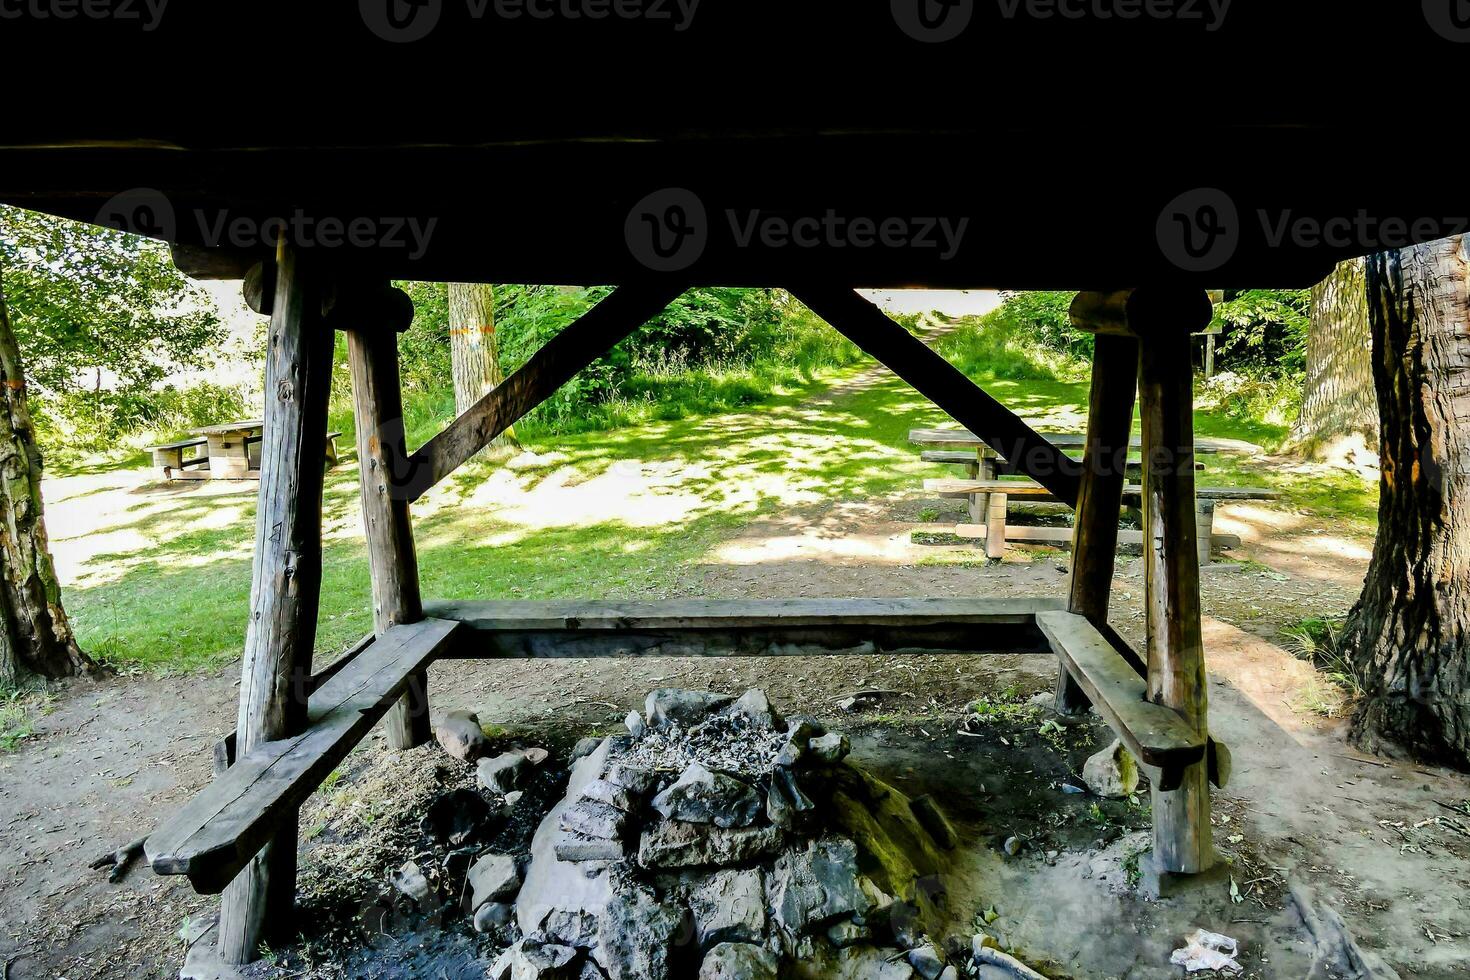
[1071,288,1214,339]
[245,261,414,334]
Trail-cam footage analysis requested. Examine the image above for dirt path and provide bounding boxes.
[4,359,1469,978]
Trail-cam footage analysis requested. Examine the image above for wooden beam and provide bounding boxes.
[791,287,1082,505]
[1138,318,1215,875]
[217,241,335,964]
[171,243,261,280]
[347,318,429,749]
[424,597,1061,658]
[1070,288,1213,338]
[1058,335,1140,715]
[400,283,686,502]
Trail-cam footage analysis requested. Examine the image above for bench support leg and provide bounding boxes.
[347,312,430,750]
[985,491,1008,559]
[1139,323,1214,875]
[1195,501,1216,567]
[969,455,995,532]
[1058,335,1139,716]
[218,241,335,964]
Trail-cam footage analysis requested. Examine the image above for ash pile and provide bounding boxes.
[498,688,960,980]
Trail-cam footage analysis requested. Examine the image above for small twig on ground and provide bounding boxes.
[88,835,147,883]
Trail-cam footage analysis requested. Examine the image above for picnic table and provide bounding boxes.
[149,420,342,481]
[908,427,1275,563]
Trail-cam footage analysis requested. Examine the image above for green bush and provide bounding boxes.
[935,300,1090,382]
[35,382,250,462]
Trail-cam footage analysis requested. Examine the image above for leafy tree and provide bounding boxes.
[0,206,224,448]
[1342,236,1470,769]
[0,206,225,681]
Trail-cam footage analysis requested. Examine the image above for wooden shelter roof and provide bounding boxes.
[2,3,1460,288]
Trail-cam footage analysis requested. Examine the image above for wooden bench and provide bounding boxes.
[924,479,1278,563]
[424,596,1064,659]
[148,437,210,480]
[921,449,1199,479]
[1036,610,1205,789]
[146,617,461,893]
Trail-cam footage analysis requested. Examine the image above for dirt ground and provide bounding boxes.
[4,362,1469,978]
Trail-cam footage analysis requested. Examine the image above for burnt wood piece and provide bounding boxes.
[424,597,1062,659]
[1138,324,1215,875]
[215,242,335,964]
[791,287,1081,505]
[1060,335,1140,715]
[403,283,687,501]
[1035,611,1204,783]
[347,319,429,749]
[212,632,376,775]
[146,618,461,895]
[1070,289,1215,338]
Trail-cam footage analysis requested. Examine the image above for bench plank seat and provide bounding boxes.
[424,597,1063,659]
[926,479,1279,503]
[147,436,208,452]
[950,523,1243,551]
[909,428,1264,455]
[145,617,461,893]
[1035,610,1205,770]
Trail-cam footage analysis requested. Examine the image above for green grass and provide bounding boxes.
[59,314,1380,676]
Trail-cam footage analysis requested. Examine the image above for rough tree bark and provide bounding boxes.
[448,282,516,450]
[0,261,93,685]
[1295,257,1377,451]
[1341,236,1470,769]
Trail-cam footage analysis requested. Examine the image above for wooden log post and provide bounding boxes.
[1138,322,1214,875]
[216,241,335,964]
[345,289,429,750]
[1057,334,1140,715]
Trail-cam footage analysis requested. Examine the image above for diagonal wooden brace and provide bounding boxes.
[397,282,688,502]
[790,286,1082,505]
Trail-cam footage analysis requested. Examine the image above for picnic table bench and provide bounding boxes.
[149,420,342,481]
[910,427,1274,563]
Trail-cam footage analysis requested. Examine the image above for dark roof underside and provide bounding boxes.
[2,3,1460,288]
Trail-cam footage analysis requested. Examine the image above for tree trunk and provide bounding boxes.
[1295,257,1377,452]
[1341,236,1470,769]
[448,283,515,449]
[0,261,93,686]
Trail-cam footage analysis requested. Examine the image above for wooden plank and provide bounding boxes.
[909,429,1263,455]
[1060,334,1140,715]
[402,283,687,502]
[951,524,1241,553]
[1035,611,1204,770]
[1138,325,1214,875]
[424,597,1063,659]
[932,483,1274,503]
[791,287,1082,505]
[147,619,460,894]
[347,319,430,750]
[215,242,336,964]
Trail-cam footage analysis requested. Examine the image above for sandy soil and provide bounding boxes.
[4,366,1468,978]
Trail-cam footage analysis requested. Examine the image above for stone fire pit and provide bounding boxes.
[489,688,959,979]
